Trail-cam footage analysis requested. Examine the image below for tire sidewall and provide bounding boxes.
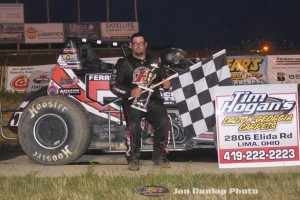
[18,95,91,165]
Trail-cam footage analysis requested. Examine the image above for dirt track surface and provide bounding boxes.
[1,145,300,177]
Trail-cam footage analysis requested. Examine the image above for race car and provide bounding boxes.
[4,38,215,165]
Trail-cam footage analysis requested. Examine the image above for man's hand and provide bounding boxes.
[131,87,142,98]
[162,79,171,90]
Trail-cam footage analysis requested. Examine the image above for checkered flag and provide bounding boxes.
[170,49,232,137]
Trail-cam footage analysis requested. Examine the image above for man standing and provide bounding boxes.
[110,32,171,171]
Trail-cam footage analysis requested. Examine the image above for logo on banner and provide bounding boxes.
[33,74,50,84]
[25,27,37,39]
[277,72,285,81]
[220,91,296,132]
[10,74,29,91]
[227,57,265,85]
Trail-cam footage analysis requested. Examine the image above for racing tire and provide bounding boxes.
[18,95,92,165]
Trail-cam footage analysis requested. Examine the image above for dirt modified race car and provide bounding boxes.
[3,38,215,165]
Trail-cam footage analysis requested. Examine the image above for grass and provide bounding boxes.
[0,166,299,200]
[0,91,30,143]
[0,90,30,105]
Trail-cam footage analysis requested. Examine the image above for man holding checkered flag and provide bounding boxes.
[169,49,232,137]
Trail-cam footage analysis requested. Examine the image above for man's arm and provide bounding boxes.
[160,64,171,90]
[109,59,132,99]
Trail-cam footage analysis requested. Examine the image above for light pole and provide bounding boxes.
[107,0,110,22]
[134,0,138,22]
[77,0,81,23]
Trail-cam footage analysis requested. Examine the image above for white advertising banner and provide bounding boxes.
[101,22,139,41]
[0,4,24,23]
[5,65,54,92]
[267,55,300,84]
[0,23,24,43]
[64,23,101,40]
[24,23,64,44]
[215,84,300,168]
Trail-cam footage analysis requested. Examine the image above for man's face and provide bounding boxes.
[130,36,147,58]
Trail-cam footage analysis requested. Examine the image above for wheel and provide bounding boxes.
[18,95,92,165]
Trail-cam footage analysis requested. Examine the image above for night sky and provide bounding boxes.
[3,0,300,50]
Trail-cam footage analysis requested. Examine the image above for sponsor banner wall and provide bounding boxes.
[24,23,64,44]
[0,4,24,23]
[215,84,300,168]
[5,65,54,92]
[64,23,100,41]
[101,22,139,41]
[267,55,300,84]
[227,56,268,85]
[0,23,24,43]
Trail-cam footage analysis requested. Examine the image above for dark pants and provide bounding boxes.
[123,100,170,162]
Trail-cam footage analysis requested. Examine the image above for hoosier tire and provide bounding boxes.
[18,95,92,165]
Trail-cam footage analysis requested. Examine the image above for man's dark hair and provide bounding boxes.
[130,32,147,43]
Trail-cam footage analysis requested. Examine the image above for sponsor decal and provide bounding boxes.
[60,77,80,86]
[160,89,176,105]
[59,88,80,95]
[57,53,81,69]
[47,82,58,95]
[62,47,77,54]
[86,73,117,103]
[62,54,77,62]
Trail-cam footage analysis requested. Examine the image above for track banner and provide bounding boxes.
[0,4,24,23]
[5,65,54,92]
[227,56,268,85]
[215,84,300,168]
[0,23,24,43]
[267,55,300,84]
[63,23,101,41]
[100,22,139,41]
[24,23,64,44]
